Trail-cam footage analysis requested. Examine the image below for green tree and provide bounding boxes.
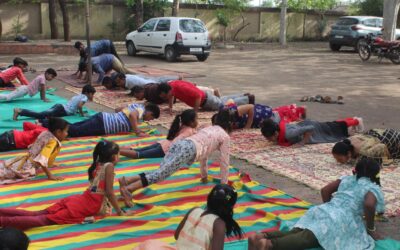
[126,0,169,29]
[353,0,384,16]
[211,0,249,42]
[262,0,274,7]
[277,0,337,39]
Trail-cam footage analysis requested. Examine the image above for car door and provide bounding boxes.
[362,18,380,35]
[135,19,158,52]
[152,19,172,53]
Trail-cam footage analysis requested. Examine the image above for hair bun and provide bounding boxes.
[343,139,351,145]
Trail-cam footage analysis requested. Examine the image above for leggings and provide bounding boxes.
[337,117,359,127]
[265,228,320,250]
[0,208,55,230]
[0,85,29,101]
[142,139,196,186]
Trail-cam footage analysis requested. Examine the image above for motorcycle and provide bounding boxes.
[358,33,400,64]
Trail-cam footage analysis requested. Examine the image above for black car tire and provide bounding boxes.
[127,41,137,56]
[329,43,341,51]
[196,54,209,62]
[165,46,178,62]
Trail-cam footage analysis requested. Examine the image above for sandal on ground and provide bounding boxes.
[300,96,309,102]
[337,96,344,104]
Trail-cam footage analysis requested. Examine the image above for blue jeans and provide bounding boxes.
[135,143,165,159]
[19,104,67,119]
[67,113,106,137]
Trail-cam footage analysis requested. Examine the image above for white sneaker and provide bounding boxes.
[354,117,365,133]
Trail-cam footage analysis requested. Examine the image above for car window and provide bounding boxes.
[155,19,171,32]
[362,18,376,27]
[140,19,157,32]
[376,18,383,27]
[336,18,358,25]
[179,19,206,33]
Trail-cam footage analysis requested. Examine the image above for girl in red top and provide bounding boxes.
[0,57,29,87]
[0,122,47,152]
[0,140,130,230]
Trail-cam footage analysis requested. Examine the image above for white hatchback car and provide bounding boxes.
[125,17,211,62]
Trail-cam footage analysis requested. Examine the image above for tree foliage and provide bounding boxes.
[125,0,169,29]
[275,0,337,10]
[352,0,383,16]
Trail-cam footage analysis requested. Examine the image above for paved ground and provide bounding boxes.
[1,41,399,240]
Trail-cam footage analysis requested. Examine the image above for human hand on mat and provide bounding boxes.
[201,177,208,184]
[48,175,64,181]
[43,98,51,103]
[137,131,147,137]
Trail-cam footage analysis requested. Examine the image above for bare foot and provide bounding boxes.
[120,186,134,208]
[201,177,208,184]
[13,108,20,121]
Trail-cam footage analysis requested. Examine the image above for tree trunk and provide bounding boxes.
[48,0,58,39]
[135,0,144,28]
[85,0,92,84]
[383,0,400,41]
[58,0,70,41]
[279,0,287,46]
[172,0,179,16]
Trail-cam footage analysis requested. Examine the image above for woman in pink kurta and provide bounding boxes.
[119,110,232,207]
[119,109,198,159]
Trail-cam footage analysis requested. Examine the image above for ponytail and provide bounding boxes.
[167,109,196,140]
[167,114,182,140]
[332,139,355,157]
[206,184,243,239]
[354,158,381,186]
[88,140,119,181]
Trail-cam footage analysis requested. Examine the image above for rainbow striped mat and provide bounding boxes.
[0,133,311,249]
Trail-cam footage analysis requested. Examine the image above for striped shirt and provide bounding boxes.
[102,103,145,134]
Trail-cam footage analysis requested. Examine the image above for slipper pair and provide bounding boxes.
[300,95,344,104]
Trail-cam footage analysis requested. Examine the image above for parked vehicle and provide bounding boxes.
[125,17,211,62]
[358,33,400,64]
[329,16,400,51]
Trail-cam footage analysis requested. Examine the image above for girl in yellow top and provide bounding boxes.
[0,117,69,184]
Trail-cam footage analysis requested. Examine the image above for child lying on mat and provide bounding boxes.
[261,117,364,147]
[79,54,134,84]
[222,103,306,130]
[248,158,385,250]
[0,68,57,102]
[0,117,68,184]
[40,103,160,138]
[157,81,254,113]
[13,84,96,120]
[119,109,232,207]
[0,122,46,152]
[120,109,198,159]
[134,184,243,250]
[102,72,180,90]
[0,57,29,88]
[0,140,132,230]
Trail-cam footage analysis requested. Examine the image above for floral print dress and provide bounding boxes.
[0,131,61,184]
[294,175,385,250]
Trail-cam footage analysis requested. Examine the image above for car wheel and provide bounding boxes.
[127,41,137,56]
[165,46,177,62]
[196,54,209,62]
[329,43,341,51]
